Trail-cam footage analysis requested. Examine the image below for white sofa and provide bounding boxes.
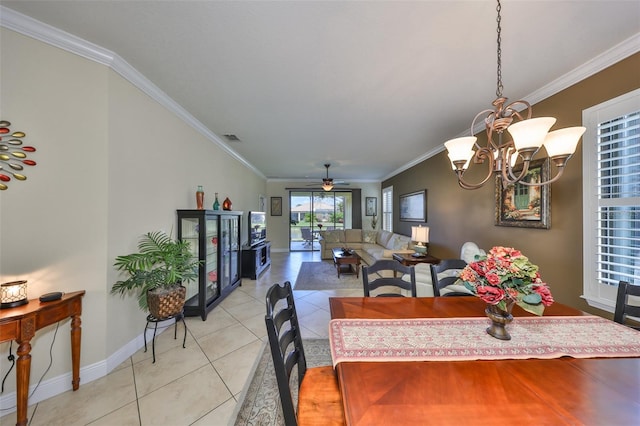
[319,229,414,265]
[406,242,485,297]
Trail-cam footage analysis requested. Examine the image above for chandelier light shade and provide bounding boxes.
[443,0,585,190]
[1,280,28,309]
[411,225,430,256]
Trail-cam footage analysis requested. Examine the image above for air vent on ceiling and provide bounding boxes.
[223,134,241,142]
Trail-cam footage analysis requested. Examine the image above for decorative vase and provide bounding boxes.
[222,197,232,210]
[213,193,220,210]
[485,299,515,340]
[196,185,204,210]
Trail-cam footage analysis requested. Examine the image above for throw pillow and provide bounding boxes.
[363,230,377,243]
[322,230,344,243]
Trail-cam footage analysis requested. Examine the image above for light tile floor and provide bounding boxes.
[2,251,363,426]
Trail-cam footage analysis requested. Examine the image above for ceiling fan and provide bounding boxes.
[308,163,349,191]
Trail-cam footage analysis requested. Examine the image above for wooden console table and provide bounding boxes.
[0,290,85,426]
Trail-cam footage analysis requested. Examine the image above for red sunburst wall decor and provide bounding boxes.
[0,120,37,191]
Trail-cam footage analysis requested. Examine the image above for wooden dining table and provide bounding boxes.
[328,296,640,426]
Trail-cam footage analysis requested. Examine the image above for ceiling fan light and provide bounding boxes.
[543,126,586,157]
[322,179,334,191]
[507,117,556,151]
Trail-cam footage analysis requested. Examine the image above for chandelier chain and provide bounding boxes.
[495,0,503,98]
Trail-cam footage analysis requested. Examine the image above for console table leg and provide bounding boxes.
[70,314,82,390]
[15,338,32,426]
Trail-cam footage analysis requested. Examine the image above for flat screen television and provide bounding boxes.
[248,211,267,247]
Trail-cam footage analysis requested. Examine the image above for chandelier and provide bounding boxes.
[443,0,585,190]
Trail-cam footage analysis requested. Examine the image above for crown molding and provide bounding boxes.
[0,6,266,180]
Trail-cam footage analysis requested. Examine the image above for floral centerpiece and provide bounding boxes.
[459,246,554,316]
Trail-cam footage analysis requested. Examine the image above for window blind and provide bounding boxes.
[596,111,639,286]
[382,186,393,232]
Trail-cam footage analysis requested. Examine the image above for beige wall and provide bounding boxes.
[383,53,640,316]
[0,29,266,394]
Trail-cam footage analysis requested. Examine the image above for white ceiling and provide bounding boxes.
[2,1,639,183]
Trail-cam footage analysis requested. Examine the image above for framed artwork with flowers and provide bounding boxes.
[495,158,550,229]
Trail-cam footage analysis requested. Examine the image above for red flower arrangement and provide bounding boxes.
[459,246,554,315]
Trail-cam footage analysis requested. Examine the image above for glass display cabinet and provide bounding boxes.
[177,210,242,320]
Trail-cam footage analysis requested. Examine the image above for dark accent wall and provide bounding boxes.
[383,53,640,316]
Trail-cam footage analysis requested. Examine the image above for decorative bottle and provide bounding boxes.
[223,197,232,211]
[213,193,220,210]
[196,185,204,210]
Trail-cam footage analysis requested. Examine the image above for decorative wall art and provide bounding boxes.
[495,158,550,229]
[271,196,282,216]
[0,120,37,191]
[365,197,377,216]
[399,190,427,222]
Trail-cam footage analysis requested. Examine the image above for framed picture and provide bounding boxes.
[270,196,282,216]
[365,197,377,216]
[259,194,266,212]
[399,190,427,222]
[495,158,550,229]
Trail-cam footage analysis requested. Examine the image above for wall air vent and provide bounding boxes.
[223,134,241,142]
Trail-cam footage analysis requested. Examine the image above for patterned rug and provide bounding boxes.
[233,339,332,426]
[293,261,363,290]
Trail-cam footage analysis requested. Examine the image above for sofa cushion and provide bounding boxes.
[321,230,344,243]
[344,229,362,243]
[386,234,410,251]
[376,230,393,247]
[363,230,377,244]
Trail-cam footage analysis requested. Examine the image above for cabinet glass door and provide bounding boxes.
[180,217,200,305]
[205,217,219,301]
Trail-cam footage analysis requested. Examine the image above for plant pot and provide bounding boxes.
[147,284,186,319]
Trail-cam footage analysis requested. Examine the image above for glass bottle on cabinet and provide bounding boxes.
[177,209,242,320]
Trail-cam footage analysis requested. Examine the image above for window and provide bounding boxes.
[583,89,640,311]
[382,186,393,232]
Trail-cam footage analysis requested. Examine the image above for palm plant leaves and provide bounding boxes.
[111,231,201,311]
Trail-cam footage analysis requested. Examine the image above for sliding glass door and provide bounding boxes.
[289,191,352,251]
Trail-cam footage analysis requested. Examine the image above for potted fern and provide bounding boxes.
[111,231,201,318]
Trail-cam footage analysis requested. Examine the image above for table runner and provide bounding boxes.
[329,316,640,365]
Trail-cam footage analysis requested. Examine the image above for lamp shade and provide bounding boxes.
[507,117,556,151]
[1,280,28,308]
[543,126,586,157]
[444,136,477,168]
[322,180,334,191]
[411,226,429,244]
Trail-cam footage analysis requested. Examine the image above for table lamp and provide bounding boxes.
[411,226,429,257]
[1,280,28,309]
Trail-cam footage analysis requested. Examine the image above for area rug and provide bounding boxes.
[233,339,332,426]
[293,261,363,290]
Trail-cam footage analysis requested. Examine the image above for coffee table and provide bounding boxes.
[332,248,361,278]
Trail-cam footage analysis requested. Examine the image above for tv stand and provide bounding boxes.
[242,241,271,279]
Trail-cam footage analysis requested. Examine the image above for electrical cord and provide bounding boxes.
[0,321,60,411]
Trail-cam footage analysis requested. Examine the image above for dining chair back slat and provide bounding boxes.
[430,259,471,297]
[363,259,416,297]
[614,281,640,330]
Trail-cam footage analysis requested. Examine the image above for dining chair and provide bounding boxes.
[363,259,416,297]
[265,281,345,426]
[430,259,473,297]
[614,280,640,330]
[300,227,313,246]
